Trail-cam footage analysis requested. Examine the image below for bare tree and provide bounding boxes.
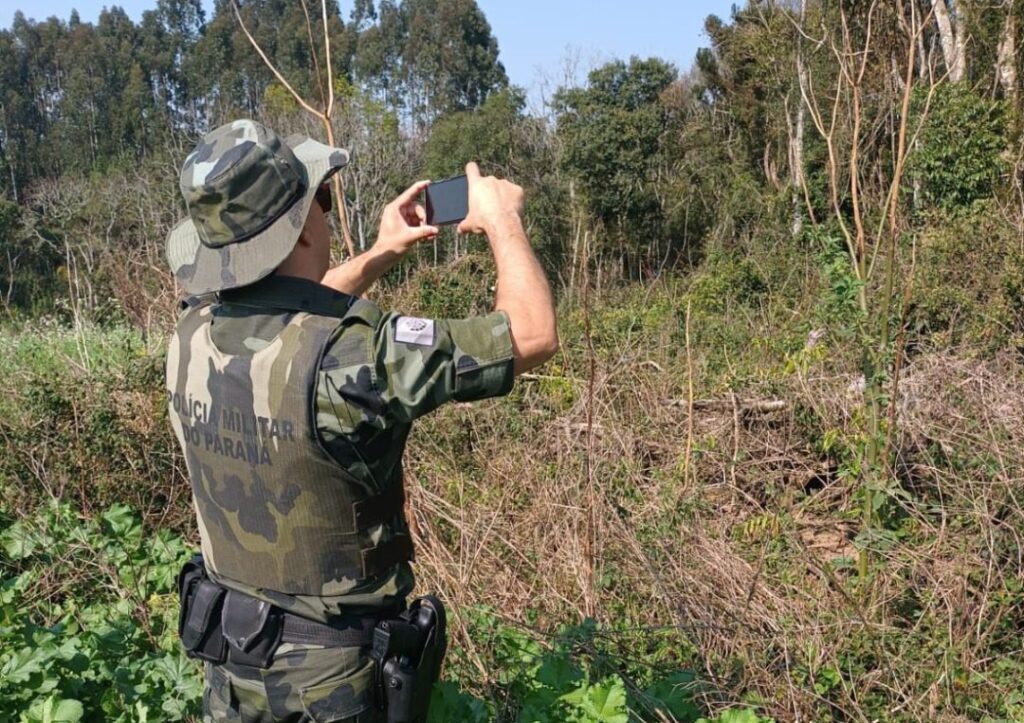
[799,0,939,582]
[995,2,1018,102]
[788,0,812,237]
[231,0,357,257]
[333,95,419,252]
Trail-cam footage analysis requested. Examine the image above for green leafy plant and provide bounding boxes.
[0,502,199,722]
[430,607,737,723]
[909,84,1010,213]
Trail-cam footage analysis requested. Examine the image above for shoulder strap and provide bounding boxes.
[341,298,382,327]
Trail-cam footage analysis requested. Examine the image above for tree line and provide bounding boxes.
[0,0,505,199]
[0,0,1022,319]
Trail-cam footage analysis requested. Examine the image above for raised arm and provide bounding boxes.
[457,162,558,375]
[321,180,438,296]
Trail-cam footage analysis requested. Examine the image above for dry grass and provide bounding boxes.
[399,282,1024,721]
[4,254,1022,720]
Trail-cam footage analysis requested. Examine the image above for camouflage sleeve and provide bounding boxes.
[373,310,514,421]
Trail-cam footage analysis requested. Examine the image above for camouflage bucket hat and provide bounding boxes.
[166,119,349,295]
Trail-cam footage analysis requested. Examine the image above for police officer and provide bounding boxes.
[165,119,557,722]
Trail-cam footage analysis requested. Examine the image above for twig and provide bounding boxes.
[298,0,327,110]
[518,373,585,383]
[321,0,335,120]
[681,299,694,490]
[662,398,789,413]
[230,1,320,117]
[582,229,597,618]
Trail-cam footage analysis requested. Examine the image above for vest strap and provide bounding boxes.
[362,534,415,577]
[353,486,406,529]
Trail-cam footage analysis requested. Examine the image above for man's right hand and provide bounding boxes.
[457,162,525,238]
[454,162,558,375]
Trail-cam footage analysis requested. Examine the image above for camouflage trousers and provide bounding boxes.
[203,642,383,723]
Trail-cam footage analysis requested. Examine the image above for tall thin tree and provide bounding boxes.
[231,0,356,257]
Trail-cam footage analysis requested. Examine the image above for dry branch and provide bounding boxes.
[230,0,356,257]
[660,398,789,414]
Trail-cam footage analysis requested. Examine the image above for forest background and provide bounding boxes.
[1,0,1023,721]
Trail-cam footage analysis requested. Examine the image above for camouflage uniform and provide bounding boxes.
[165,121,514,722]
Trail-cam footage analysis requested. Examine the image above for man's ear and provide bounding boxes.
[295,225,313,248]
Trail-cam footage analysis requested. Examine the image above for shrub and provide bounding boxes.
[0,503,199,721]
[911,202,1024,352]
[0,322,185,528]
[909,84,1010,212]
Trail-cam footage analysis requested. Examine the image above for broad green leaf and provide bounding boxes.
[22,696,83,723]
[49,699,84,723]
[698,709,774,723]
[536,653,581,691]
[37,676,60,696]
[101,505,140,540]
[428,682,489,723]
[562,677,628,723]
[2,521,37,560]
[151,652,203,698]
[583,678,628,723]
[645,671,701,721]
[2,646,44,684]
[160,697,190,718]
[559,684,587,708]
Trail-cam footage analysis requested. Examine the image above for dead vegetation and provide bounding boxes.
[2,256,1022,719]
[402,292,1024,720]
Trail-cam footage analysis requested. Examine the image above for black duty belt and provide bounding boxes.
[177,553,400,669]
[182,552,448,722]
[280,608,379,647]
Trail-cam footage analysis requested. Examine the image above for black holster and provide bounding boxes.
[369,595,447,723]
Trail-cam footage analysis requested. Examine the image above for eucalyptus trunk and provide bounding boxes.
[931,0,965,82]
[791,0,808,238]
[996,8,1017,103]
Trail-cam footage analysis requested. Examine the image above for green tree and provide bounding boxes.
[910,83,1010,211]
[554,56,678,272]
[421,87,568,263]
[4,13,63,184]
[0,24,39,200]
[423,86,526,177]
[399,0,507,126]
[697,7,797,184]
[139,0,206,134]
[58,17,104,171]
[195,0,349,122]
[351,0,405,109]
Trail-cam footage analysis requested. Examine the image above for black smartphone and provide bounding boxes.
[424,175,468,226]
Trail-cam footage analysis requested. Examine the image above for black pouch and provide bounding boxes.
[221,590,283,668]
[177,554,228,664]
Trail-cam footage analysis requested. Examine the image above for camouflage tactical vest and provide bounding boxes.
[166,301,412,596]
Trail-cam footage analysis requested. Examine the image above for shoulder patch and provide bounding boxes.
[394,316,436,346]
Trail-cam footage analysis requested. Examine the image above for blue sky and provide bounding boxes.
[6,0,736,105]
